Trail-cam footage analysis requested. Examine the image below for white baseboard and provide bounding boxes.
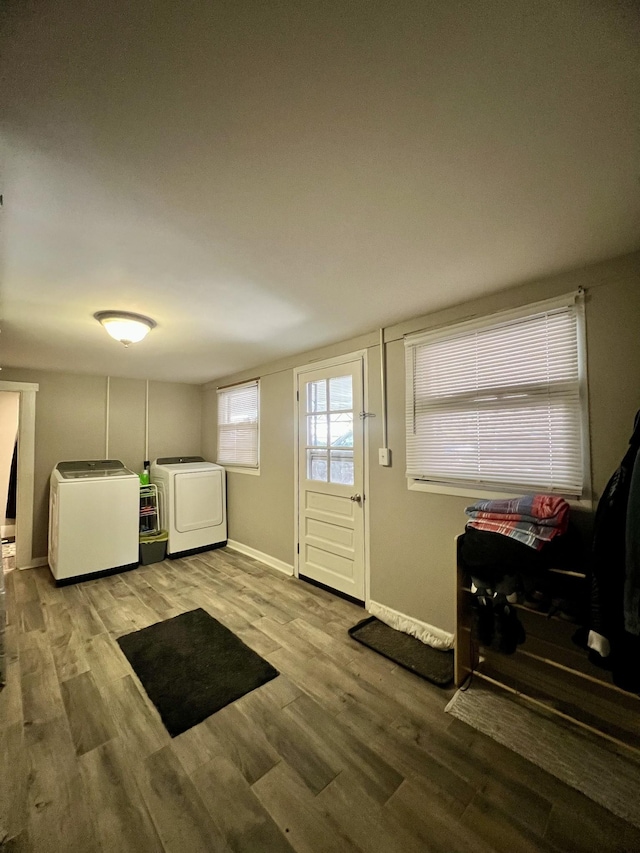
[226,540,294,577]
[368,600,454,650]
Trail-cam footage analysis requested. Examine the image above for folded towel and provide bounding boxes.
[465,495,570,550]
[465,495,569,526]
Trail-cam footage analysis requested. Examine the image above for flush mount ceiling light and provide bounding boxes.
[94,311,157,347]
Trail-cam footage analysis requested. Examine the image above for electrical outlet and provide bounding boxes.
[378,448,391,466]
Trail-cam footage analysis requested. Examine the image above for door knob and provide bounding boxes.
[350,493,362,502]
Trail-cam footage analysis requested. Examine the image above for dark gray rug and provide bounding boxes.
[348,616,453,686]
[446,683,640,828]
[117,608,279,736]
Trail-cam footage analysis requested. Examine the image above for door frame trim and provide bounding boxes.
[293,350,370,607]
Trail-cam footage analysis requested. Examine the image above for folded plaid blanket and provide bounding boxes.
[465,495,569,550]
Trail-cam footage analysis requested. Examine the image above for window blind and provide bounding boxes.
[405,296,586,495]
[217,380,259,468]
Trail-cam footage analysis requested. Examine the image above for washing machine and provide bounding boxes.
[48,460,140,584]
[150,457,227,558]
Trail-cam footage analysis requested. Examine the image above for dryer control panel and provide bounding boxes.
[155,456,205,465]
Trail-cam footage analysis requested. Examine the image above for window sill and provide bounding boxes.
[408,478,592,510]
[220,466,260,476]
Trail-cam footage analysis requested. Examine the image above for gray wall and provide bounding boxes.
[202,333,378,566]
[203,371,296,565]
[6,251,640,634]
[203,251,640,635]
[0,369,203,559]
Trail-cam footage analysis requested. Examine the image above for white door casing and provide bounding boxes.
[295,354,367,602]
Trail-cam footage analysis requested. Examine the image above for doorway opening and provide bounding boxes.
[0,382,39,572]
[1,392,19,573]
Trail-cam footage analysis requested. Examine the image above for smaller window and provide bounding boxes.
[217,380,259,469]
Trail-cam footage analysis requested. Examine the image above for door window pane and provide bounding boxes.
[330,413,353,447]
[307,415,328,447]
[329,451,354,485]
[307,380,327,413]
[329,376,352,411]
[303,371,355,485]
[307,450,328,481]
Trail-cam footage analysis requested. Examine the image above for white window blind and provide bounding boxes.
[217,380,259,468]
[405,295,587,495]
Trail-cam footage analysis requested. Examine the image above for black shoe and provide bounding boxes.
[524,589,551,612]
[549,597,580,623]
[473,599,495,646]
[495,604,526,654]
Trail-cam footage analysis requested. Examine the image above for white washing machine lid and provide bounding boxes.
[55,460,137,480]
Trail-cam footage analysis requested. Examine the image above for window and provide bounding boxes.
[305,374,355,485]
[217,380,259,470]
[405,293,588,497]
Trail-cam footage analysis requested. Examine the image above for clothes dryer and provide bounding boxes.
[150,457,227,558]
[48,460,140,584]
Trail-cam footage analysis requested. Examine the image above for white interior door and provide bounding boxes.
[297,357,365,601]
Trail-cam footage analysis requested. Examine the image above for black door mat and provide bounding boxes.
[117,608,279,736]
[348,616,454,686]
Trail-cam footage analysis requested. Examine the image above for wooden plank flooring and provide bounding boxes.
[2,547,640,852]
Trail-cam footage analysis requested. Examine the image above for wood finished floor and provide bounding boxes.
[2,547,639,853]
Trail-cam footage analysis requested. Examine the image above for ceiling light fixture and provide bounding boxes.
[94,311,157,347]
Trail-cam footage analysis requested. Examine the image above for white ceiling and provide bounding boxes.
[1,0,638,384]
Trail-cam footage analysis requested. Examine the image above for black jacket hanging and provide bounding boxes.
[587,409,640,691]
